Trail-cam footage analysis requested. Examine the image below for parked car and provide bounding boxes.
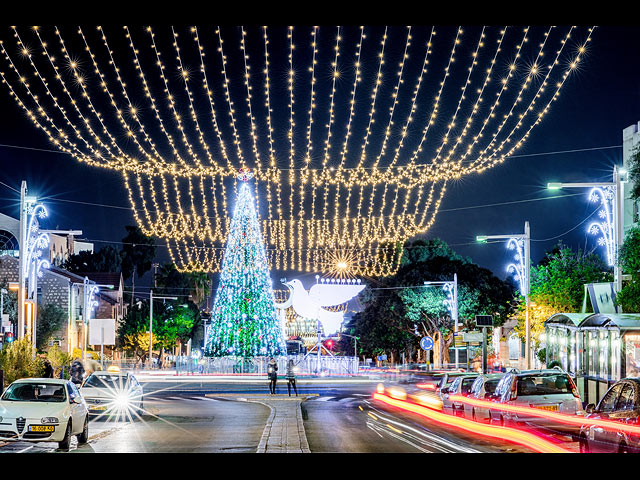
[80,369,144,419]
[463,373,505,422]
[434,372,472,395]
[441,374,479,416]
[0,378,89,450]
[488,369,584,433]
[579,378,640,453]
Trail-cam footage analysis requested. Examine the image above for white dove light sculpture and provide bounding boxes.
[275,278,366,335]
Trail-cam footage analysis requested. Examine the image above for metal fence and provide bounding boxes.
[174,354,359,376]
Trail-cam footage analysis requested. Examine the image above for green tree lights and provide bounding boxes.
[204,172,286,358]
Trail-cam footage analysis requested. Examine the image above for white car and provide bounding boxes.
[80,370,144,419]
[0,378,89,450]
[441,374,479,416]
[489,369,584,433]
[462,373,505,422]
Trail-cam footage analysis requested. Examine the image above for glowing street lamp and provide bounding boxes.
[17,181,50,347]
[547,165,625,293]
[476,222,531,369]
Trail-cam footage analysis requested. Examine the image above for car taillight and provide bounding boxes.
[567,376,580,398]
[510,378,518,401]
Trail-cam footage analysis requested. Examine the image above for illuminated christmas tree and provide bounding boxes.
[204,168,286,358]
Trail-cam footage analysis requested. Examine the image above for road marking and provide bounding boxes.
[17,445,34,453]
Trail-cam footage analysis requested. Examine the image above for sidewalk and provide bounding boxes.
[206,393,316,453]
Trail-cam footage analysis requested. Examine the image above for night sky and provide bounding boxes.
[0,20,638,294]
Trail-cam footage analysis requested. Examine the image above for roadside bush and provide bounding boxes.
[46,344,72,379]
[0,338,44,386]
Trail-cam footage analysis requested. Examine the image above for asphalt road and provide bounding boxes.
[0,376,543,454]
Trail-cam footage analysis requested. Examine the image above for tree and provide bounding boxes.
[617,226,640,312]
[117,301,152,363]
[63,245,122,274]
[155,263,211,309]
[0,339,44,385]
[512,243,612,348]
[36,303,66,351]
[120,225,157,300]
[353,238,516,364]
[627,146,640,203]
[204,179,286,358]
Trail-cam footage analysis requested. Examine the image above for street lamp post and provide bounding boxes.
[548,165,625,293]
[477,222,531,369]
[423,276,459,368]
[17,182,51,350]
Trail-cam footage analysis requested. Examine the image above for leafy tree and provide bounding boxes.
[117,301,152,363]
[512,243,612,348]
[36,303,67,351]
[617,226,640,312]
[62,245,122,274]
[120,225,157,283]
[353,239,516,364]
[529,242,612,312]
[0,339,44,385]
[627,146,640,203]
[45,344,72,379]
[117,297,201,363]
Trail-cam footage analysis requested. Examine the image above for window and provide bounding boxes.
[448,377,461,393]
[484,379,500,395]
[1,383,66,402]
[516,374,572,396]
[461,377,477,395]
[599,383,623,413]
[616,384,636,412]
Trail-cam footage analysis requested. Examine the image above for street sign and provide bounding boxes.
[462,332,484,343]
[475,315,493,327]
[420,336,434,351]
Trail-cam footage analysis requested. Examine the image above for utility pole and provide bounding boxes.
[477,222,531,369]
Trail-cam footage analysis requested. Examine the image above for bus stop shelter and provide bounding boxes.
[545,313,640,405]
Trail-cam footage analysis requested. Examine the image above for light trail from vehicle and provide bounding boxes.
[373,393,572,453]
[448,394,640,436]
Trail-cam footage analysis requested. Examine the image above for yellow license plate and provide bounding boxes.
[29,425,55,432]
[532,404,558,412]
[90,405,107,411]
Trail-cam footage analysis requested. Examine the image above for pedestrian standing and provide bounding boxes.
[286,358,298,397]
[268,357,278,394]
[43,360,54,378]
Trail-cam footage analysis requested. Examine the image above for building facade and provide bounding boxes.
[0,255,125,357]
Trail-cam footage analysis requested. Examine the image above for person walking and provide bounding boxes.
[70,359,85,386]
[286,358,298,397]
[267,357,278,394]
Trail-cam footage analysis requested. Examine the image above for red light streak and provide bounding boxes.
[372,393,571,453]
[448,394,640,437]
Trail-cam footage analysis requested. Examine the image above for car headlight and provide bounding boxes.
[114,393,131,409]
[41,417,59,424]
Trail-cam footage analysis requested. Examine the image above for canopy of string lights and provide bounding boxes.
[0,26,595,275]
